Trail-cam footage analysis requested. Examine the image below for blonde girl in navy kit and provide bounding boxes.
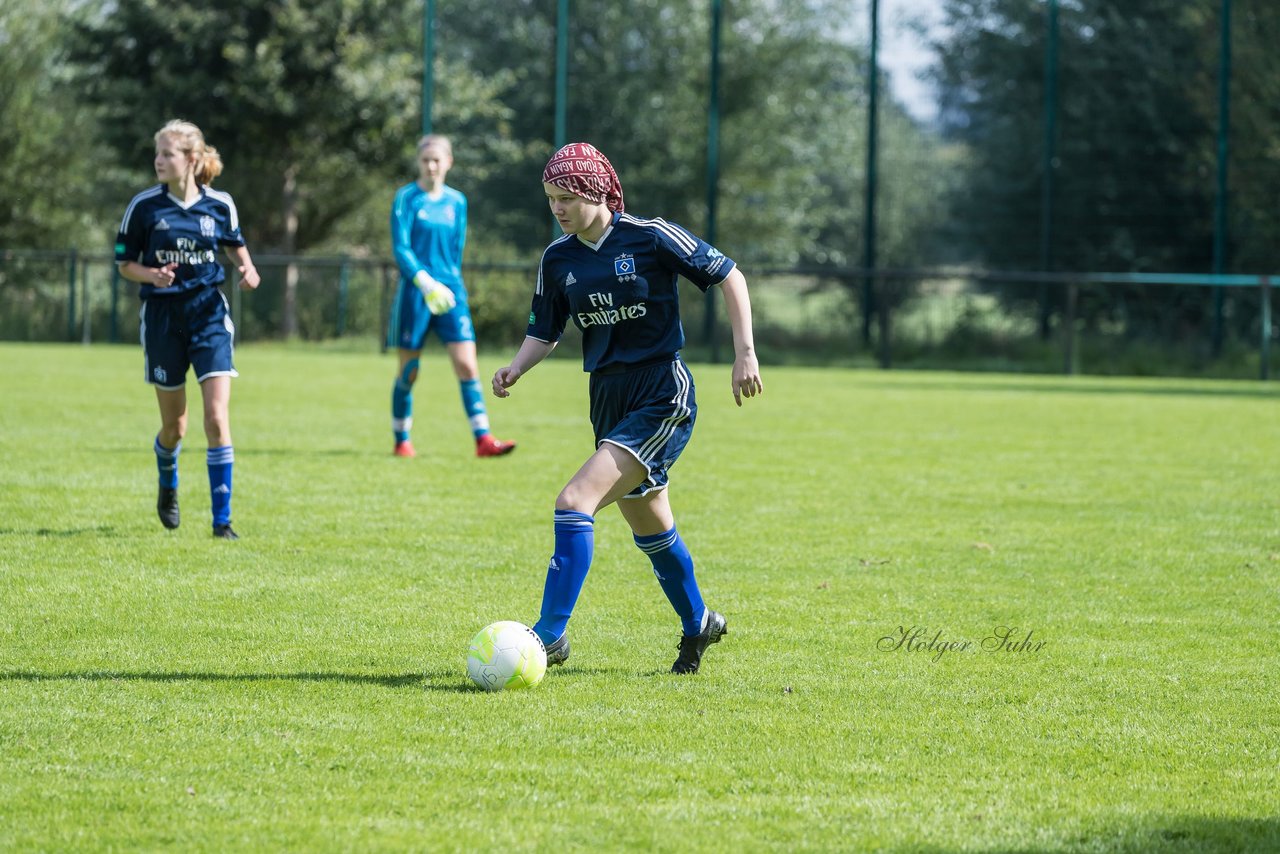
[116,120,260,540]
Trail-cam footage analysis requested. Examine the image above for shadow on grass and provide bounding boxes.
[0,669,432,688]
[236,448,370,458]
[424,665,639,692]
[2,665,650,693]
[535,665,682,680]
[0,526,119,538]
[428,665,646,690]
[84,446,370,458]
[868,378,1279,400]
[916,814,1280,853]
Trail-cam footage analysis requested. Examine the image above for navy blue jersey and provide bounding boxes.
[527,212,736,373]
[115,185,246,299]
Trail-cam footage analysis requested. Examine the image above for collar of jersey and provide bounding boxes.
[576,222,615,252]
[165,186,206,210]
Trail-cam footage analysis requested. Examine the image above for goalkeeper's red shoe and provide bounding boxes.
[475,434,516,457]
[393,440,416,458]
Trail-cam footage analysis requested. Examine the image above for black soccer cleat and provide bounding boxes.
[212,524,239,541]
[671,610,728,675]
[544,633,570,667]
[157,486,180,529]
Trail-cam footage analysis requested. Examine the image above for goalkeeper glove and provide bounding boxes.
[414,271,456,316]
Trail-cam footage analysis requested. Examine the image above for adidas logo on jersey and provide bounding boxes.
[565,272,577,287]
[155,218,170,230]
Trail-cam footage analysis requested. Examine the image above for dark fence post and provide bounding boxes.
[80,255,91,344]
[110,263,121,343]
[380,262,393,354]
[1261,276,1271,381]
[703,0,723,363]
[337,256,350,337]
[1062,281,1078,375]
[1038,0,1059,339]
[862,0,880,348]
[876,275,891,369]
[421,0,436,135]
[1210,0,1233,357]
[66,249,78,342]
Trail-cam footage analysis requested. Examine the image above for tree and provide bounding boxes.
[1220,0,1280,274]
[69,0,426,337]
[435,0,948,269]
[54,0,953,346]
[935,0,1218,273]
[0,0,117,249]
[929,0,1277,342]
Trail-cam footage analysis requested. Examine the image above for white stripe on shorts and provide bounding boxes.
[636,360,692,463]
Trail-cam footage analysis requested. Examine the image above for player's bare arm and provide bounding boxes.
[492,337,557,397]
[224,246,260,290]
[718,268,763,406]
[118,260,180,288]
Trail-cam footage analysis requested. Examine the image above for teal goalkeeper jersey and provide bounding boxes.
[390,182,467,294]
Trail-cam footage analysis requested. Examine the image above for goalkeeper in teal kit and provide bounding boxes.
[389,134,515,458]
[492,143,763,674]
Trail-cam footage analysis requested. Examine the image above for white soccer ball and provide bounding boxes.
[466,621,547,691]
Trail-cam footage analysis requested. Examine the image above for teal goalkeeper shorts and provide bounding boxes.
[395,281,474,350]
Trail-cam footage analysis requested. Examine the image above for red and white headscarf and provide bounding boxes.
[542,142,625,213]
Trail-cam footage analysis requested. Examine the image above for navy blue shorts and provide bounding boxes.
[139,287,237,389]
[394,283,475,350]
[589,356,697,498]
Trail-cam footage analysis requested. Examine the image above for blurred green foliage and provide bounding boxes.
[1,0,1275,360]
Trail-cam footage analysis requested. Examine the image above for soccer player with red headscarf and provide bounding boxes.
[492,142,763,675]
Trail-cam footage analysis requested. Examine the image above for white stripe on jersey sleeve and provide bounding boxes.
[205,187,240,231]
[119,185,165,234]
[392,184,414,220]
[535,235,574,295]
[618,213,698,255]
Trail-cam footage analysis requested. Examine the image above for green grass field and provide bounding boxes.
[2,342,1278,852]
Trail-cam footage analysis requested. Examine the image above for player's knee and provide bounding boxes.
[554,487,592,515]
[397,358,420,389]
[159,419,186,446]
[203,411,230,442]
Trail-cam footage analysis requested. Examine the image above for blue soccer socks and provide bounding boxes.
[154,436,181,489]
[154,439,237,532]
[155,436,181,530]
[206,445,234,528]
[467,378,514,455]
[392,358,419,444]
[635,527,707,637]
[459,378,491,438]
[394,369,494,445]
[533,510,596,645]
